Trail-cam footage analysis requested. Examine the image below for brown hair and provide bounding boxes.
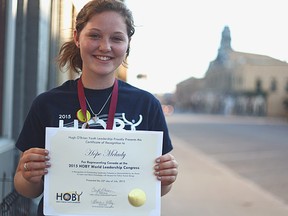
[57,0,135,73]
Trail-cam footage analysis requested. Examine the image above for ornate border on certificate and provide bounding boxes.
[44,127,163,216]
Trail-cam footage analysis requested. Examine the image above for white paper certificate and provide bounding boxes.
[44,127,163,216]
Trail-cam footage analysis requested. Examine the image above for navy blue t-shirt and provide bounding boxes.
[16,79,172,153]
[16,79,173,216]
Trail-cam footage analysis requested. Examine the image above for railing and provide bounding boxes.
[1,173,13,202]
[0,190,31,216]
[0,140,37,215]
[0,173,35,216]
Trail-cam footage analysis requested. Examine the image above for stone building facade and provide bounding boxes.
[176,26,288,117]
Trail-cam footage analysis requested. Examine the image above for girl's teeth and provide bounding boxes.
[97,56,110,61]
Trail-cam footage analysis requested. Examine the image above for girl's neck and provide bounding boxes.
[81,73,115,90]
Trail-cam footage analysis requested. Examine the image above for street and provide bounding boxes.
[161,113,288,216]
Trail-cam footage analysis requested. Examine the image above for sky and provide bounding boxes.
[125,0,288,94]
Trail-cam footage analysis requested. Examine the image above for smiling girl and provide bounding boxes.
[14,1,178,215]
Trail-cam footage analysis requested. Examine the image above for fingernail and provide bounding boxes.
[156,158,160,163]
[45,156,50,160]
[154,171,160,175]
[154,165,159,170]
[46,162,51,167]
[44,169,48,174]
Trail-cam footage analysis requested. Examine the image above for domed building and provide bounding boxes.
[176,26,288,117]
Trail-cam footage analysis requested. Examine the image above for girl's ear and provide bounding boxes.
[73,30,80,48]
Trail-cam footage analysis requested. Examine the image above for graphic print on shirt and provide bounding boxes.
[59,112,143,131]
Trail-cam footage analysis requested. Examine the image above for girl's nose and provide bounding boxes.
[99,39,112,52]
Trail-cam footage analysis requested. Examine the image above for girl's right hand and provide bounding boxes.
[20,148,51,184]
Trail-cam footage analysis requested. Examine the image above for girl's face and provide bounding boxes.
[74,11,129,79]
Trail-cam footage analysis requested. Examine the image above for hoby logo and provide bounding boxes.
[56,191,83,203]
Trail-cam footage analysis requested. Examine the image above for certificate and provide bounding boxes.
[44,127,163,216]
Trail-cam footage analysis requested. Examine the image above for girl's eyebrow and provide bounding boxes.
[87,28,100,32]
[88,28,126,35]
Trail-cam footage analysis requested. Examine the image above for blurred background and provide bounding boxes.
[0,0,287,215]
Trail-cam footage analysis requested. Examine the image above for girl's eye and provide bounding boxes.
[89,34,100,39]
[112,36,124,42]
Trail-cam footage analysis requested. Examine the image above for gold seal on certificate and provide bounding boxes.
[128,188,146,207]
[44,127,163,216]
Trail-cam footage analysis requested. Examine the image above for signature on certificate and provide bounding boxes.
[91,187,117,196]
[91,199,115,208]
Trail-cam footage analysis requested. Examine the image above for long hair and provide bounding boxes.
[57,0,135,73]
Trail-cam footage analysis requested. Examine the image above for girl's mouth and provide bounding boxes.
[95,55,112,61]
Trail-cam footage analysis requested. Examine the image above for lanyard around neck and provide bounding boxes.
[77,77,118,130]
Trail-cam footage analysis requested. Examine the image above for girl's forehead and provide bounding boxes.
[87,11,125,25]
[83,11,127,33]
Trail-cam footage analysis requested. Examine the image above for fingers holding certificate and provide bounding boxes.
[44,127,163,216]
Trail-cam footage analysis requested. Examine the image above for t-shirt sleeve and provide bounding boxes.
[15,97,46,152]
[150,99,173,155]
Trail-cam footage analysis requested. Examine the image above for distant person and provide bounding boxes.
[13,0,178,215]
[224,95,235,115]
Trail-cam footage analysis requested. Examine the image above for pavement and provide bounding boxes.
[161,134,288,216]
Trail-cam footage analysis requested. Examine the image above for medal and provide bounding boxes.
[76,109,91,123]
[77,76,118,129]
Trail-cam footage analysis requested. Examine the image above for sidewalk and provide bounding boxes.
[161,135,288,216]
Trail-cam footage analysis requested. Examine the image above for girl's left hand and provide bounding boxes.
[154,153,178,186]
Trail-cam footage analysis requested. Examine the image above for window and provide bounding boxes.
[0,0,6,135]
[255,78,262,93]
[270,78,277,92]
